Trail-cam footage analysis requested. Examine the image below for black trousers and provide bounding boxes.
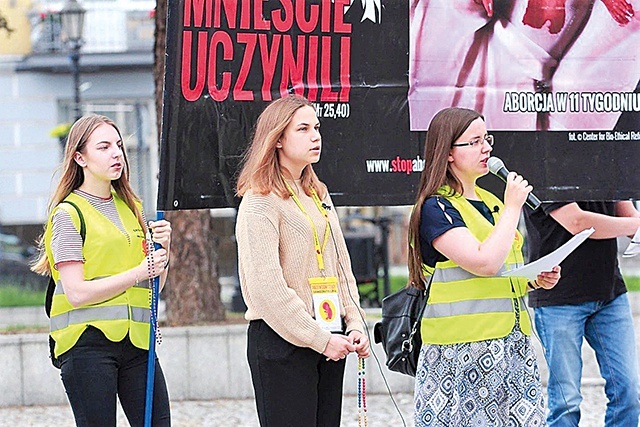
[247,320,347,427]
[58,327,171,427]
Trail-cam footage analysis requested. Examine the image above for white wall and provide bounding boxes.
[0,63,155,226]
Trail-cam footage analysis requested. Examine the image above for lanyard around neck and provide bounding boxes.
[284,180,331,272]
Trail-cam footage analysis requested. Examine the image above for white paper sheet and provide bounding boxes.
[500,227,595,280]
[623,227,640,258]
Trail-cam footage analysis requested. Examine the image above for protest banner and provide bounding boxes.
[159,0,640,210]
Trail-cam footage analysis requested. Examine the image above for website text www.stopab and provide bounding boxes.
[365,155,425,175]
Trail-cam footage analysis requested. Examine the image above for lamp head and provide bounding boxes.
[60,0,86,45]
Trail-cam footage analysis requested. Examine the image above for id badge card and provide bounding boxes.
[309,276,342,332]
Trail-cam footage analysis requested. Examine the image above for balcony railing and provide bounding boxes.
[30,6,155,54]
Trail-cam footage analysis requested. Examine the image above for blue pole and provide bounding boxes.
[144,211,164,427]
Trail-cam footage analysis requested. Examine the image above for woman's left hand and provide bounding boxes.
[149,219,172,252]
[534,265,561,290]
[348,330,370,358]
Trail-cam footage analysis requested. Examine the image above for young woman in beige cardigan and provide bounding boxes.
[235,95,370,427]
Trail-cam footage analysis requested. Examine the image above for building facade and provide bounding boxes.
[0,0,157,244]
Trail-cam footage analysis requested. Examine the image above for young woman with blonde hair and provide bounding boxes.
[236,95,370,426]
[32,114,172,426]
[407,107,561,425]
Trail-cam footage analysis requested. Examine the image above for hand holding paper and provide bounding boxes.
[623,227,640,258]
[501,227,595,281]
[531,265,562,290]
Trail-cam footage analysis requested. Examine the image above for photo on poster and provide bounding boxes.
[408,0,640,131]
[158,0,640,210]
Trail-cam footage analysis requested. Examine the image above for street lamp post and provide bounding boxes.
[59,0,86,122]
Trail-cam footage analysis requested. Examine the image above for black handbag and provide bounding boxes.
[373,276,432,377]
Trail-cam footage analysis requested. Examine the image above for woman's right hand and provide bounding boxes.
[138,247,169,280]
[503,171,532,212]
[323,334,356,361]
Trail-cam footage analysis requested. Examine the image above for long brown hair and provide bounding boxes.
[32,114,146,275]
[235,95,326,199]
[408,107,483,289]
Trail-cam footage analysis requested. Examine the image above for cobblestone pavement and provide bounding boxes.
[0,386,608,426]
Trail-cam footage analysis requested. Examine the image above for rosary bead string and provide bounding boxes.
[357,357,368,427]
[144,216,162,346]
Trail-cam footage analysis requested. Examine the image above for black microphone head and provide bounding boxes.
[487,157,506,175]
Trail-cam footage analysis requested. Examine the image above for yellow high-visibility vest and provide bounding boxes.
[44,191,150,357]
[420,186,531,345]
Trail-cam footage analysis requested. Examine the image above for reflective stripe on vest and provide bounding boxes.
[431,264,520,283]
[50,305,151,332]
[424,298,514,318]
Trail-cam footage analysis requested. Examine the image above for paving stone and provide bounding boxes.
[0,386,609,426]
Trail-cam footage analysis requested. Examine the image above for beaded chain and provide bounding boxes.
[357,357,368,427]
[145,227,163,346]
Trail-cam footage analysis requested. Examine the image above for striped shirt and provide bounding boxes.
[50,190,133,269]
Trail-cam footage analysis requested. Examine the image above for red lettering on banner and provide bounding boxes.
[181,31,207,101]
[339,36,350,101]
[306,35,319,101]
[281,35,306,98]
[213,0,237,29]
[253,0,270,30]
[180,0,354,103]
[321,0,332,32]
[187,0,353,32]
[333,0,351,33]
[297,0,319,33]
[184,0,211,28]
[259,34,281,101]
[272,0,293,32]
[320,36,338,102]
[207,31,233,101]
[235,33,256,101]
[240,0,251,29]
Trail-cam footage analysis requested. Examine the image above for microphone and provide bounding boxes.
[487,157,541,210]
[322,203,332,211]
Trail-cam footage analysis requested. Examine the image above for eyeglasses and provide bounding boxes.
[451,134,494,148]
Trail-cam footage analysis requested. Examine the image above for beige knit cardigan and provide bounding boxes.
[236,189,366,354]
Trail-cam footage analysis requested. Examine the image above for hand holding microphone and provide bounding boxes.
[487,157,541,210]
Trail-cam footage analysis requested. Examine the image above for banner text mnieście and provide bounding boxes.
[181,0,352,103]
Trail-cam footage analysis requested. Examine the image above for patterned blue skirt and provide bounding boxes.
[414,326,545,426]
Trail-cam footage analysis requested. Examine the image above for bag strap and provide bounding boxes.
[45,201,86,318]
[417,273,434,318]
[402,273,435,353]
[61,200,86,241]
